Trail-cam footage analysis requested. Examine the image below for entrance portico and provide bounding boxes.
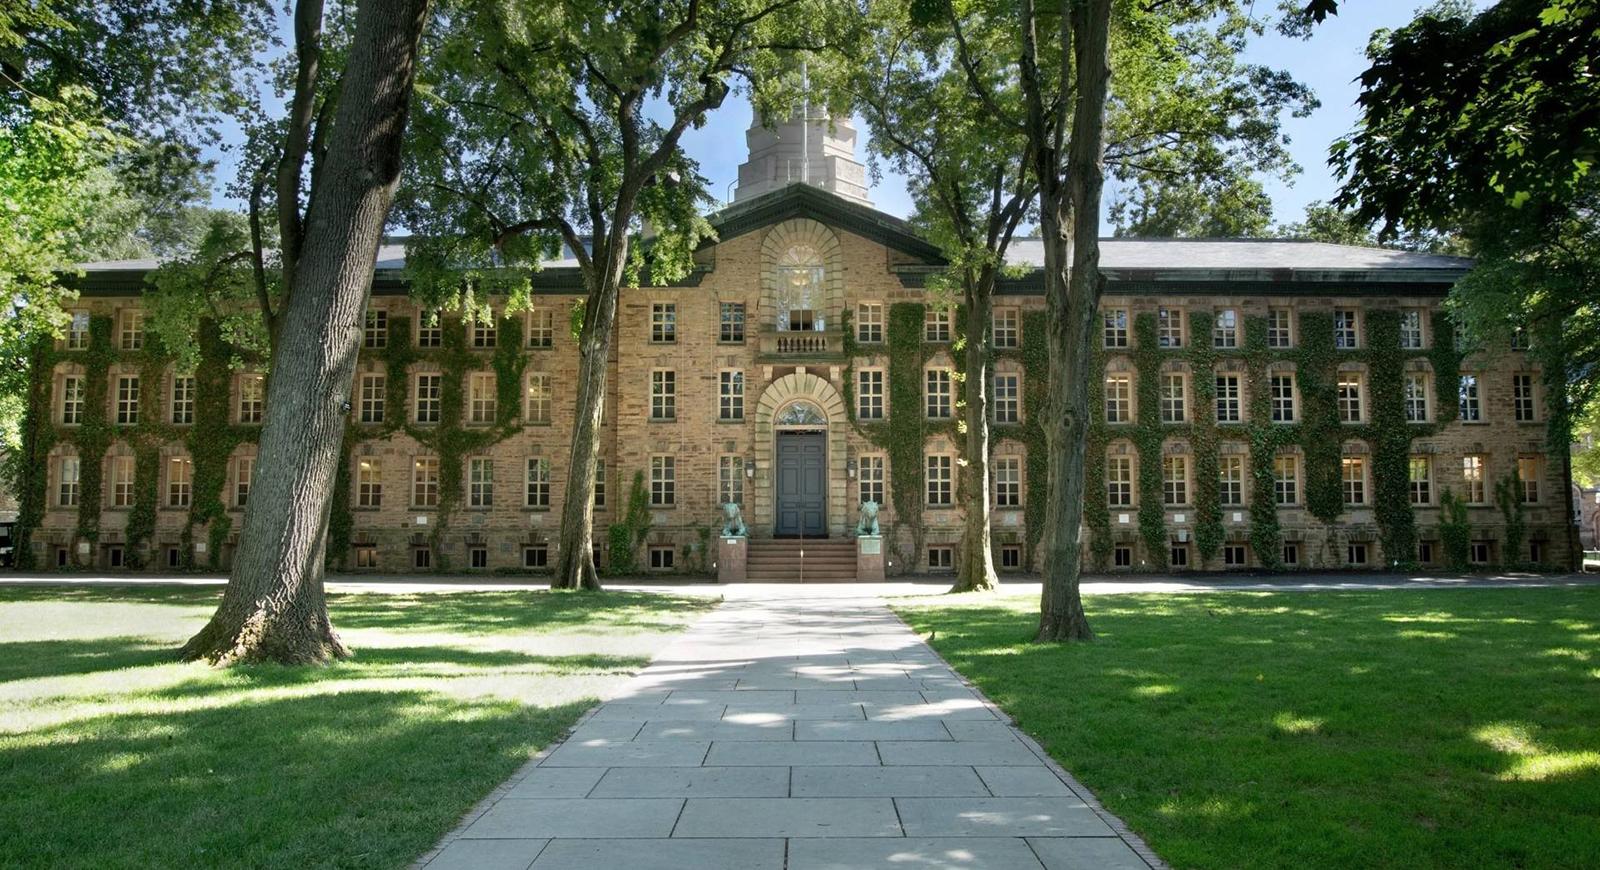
[752,372,850,538]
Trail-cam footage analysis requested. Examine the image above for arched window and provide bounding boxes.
[776,400,827,426]
[775,245,825,332]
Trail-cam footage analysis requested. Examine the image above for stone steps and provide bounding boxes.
[744,539,857,582]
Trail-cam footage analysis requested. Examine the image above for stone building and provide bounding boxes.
[18,112,1576,575]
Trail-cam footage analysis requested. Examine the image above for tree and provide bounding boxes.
[1110,176,1273,238]
[1331,0,1599,568]
[1278,200,1378,246]
[396,0,839,590]
[837,1,1035,593]
[180,0,432,664]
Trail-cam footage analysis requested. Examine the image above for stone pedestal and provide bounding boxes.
[856,535,885,581]
[718,536,747,583]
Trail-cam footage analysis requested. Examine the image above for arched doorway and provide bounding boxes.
[773,400,828,537]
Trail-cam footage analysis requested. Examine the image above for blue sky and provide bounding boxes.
[208,2,1453,229]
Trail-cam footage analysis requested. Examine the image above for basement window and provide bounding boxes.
[1281,543,1299,567]
[469,547,488,570]
[166,546,181,569]
[355,547,378,569]
[999,544,1021,572]
[1417,541,1435,565]
[1470,541,1492,565]
[927,546,954,572]
[106,546,124,568]
[649,545,675,570]
[1169,544,1189,568]
[413,547,432,570]
[1113,546,1132,568]
[1347,543,1369,566]
[523,545,549,569]
[1223,544,1247,568]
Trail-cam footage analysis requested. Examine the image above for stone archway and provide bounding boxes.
[752,372,850,537]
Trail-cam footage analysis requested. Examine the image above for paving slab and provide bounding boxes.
[788,837,1047,870]
[589,766,790,798]
[789,765,989,798]
[673,798,903,838]
[426,595,1153,869]
[896,797,1115,837]
[528,838,785,870]
[460,798,684,839]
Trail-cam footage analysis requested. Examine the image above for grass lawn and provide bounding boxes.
[896,588,1600,870]
[0,585,715,869]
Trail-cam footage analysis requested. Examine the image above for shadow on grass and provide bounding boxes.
[0,687,591,869]
[330,589,717,635]
[0,638,179,684]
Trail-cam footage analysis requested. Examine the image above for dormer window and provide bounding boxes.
[776,245,825,332]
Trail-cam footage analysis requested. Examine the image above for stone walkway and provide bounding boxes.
[417,597,1160,870]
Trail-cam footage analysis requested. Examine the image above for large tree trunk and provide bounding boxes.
[953,270,999,592]
[181,0,431,665]
[552,235,631,591]
[1032,0,1111,643]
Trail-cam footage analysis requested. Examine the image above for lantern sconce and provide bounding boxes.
[745,456,755,478]
[846,457,857,478]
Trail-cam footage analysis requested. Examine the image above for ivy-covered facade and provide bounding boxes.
[16,184,1576,574]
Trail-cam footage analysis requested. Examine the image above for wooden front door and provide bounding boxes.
[775,431,827,537]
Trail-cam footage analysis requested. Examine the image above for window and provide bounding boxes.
[1513,374,1537,422]
[1163,455,1189,506]
[1270,374,1296,422]
[777,245,825,331]
[719,455,744,505]
[994,456,1021,508]
[651,370,676,420]
[525,372,551,424]
[235,456,253,507]
[927,546,954,571]
[859,455,885,506]
[414,547,432,570]
[354,374,384,424]
[1459,374,1482,422]
[1408,456,1432,505]
[357,458,382,508]
[649,546,675,570]
[468,372,496,424]
[239,374,264,424]
[1463,455,1487,504]
[1274,455,1299,505]
[116,375,139,424]
[525,457,550,508]
[720,370,744,421]
[925,307,951,342]
[1160,374,1186,423]
[413,457,440,508]
[471,316,496,348]
[469,547,488,570]
[925,369,952,419]
[1224,544,1247,567]
[993,373,1020,424]
[1342,456,1367,506]
[120,310,144,350]
[1282,542,1300,566]
[999,544,1022,571]
[1103,308,1129,348]
[1470,541,1491,565]
[593,459,606,509]
[1105,374,1132,423]
[417,315,442,348]
[468,457,494,507]
[1169,543,1189,568]
[111,455,135,507]
[1347,543,1369,566]
[1400,310,1424,349]
[1334,309,1359,348]
[523,546,549,569]
[1404,373,1429,423]
[1518,456,1541,503]
[1530,540,1546,564]
[170,376,194,425]
[364,310,387,348]
[61,375,84,425]
[57,455,80,507]
[1215,375,1241,423]
[719,302,746,343]
[857,302,883,343]
[66,312,88,349]
[1114,546,1132,568]
[1337,374,1363,423]
[1157,307,1184,347]
[857,369,884,420]
[650,455,675,506]
[1219,455,1244,506]
[926,454,953,506]
[415,374,442,423]
[1213,309,1238,348]
[992,308,1019,348]
[527,308,554,348]
[1107,454,1134,507]
[167,456,192,508]
[1267,308,1293,348]
[1417,541,1435,565]
[651,302,676,343]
